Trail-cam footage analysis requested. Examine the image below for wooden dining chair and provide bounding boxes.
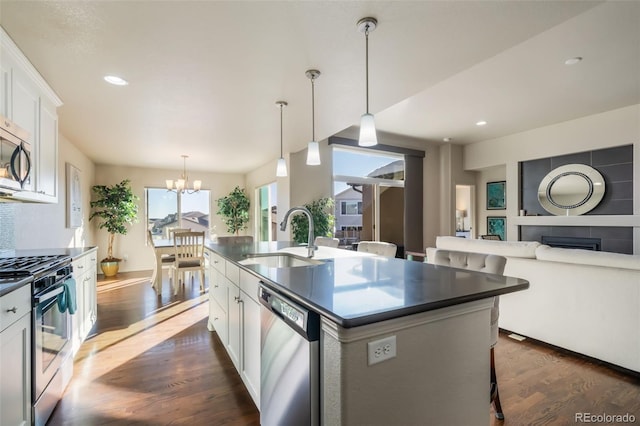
[147,230,175,292]
[171,231,206,295]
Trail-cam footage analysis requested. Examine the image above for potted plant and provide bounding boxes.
[89,179,139,277]
[217,186,250,235]
[291,197,335,244]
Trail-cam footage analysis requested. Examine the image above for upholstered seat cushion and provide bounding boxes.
[177,259,202,268]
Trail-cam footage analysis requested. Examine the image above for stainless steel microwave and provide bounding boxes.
[0,115,32,194]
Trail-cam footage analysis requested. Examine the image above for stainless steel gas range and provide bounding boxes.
[0,254,74,426]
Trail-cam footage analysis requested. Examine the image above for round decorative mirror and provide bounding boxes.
[537,164,605,216]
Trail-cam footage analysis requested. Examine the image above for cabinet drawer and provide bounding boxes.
[211,272,228,309]
[210,252,225,274]
[239,270,260,303]
[0,285,31,332]
[209,299,228,345]
[72,256,88,276]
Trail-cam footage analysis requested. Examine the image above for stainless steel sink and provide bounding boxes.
[239,252,325,268]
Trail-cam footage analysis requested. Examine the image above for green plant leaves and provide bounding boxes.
[89,179,139,260]
[217,186,250,235]
[290,197,335,244]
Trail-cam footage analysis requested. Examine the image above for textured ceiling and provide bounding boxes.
[1,1,638,174]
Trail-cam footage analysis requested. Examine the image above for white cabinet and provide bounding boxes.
[208,251,229,345]
[227,279,242,371]
[36,98,58,200]
[239,270,261,406]
[0,27,62,203]
[206,250,261,409]
[70,249,97,357]
[0,285,32,426]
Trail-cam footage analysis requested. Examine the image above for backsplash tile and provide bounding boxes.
[0,203,16,253]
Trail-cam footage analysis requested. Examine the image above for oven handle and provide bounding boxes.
[35,285,64,304]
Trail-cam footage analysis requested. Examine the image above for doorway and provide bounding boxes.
[455,185,474,239]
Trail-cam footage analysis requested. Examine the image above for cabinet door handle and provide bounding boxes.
[77,265,84,269]
[6,307,17,313]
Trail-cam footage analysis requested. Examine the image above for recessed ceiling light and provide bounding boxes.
[443,137,453,142]
[564,57,583,66]
[476,120,487,126]
[104,75,129,86]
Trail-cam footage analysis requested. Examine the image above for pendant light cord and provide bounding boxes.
[311,76,316,141]
[279,103,284,157]
[365,24,370,114]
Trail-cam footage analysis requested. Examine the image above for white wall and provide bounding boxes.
[13,133,96,250]
[93,164,244,273]
[474,166,507,237]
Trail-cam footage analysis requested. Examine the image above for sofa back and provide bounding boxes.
[434,236,540,259]
[535,245,640,271]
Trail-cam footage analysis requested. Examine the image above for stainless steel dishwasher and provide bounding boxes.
[259,284,320,426]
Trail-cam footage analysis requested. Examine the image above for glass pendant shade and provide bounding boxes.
[306,141,321,165]
[276,157,288,177]
[358,113,378,147]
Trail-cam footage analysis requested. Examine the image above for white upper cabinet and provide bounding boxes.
[37,98,58,199]
[1,26,62,203]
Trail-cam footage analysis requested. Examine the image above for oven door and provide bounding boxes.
[33,283,71,400]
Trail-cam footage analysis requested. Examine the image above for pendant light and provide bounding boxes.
[357,17,378,147]
[305,69,321,165]
[275,101,288,177]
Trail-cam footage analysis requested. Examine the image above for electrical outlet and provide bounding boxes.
[367,335,397,365]
[123,254,129,261]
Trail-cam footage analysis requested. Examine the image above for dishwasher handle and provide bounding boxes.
[259,284,320,341]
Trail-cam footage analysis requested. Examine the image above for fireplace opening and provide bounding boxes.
[541,236,601,251]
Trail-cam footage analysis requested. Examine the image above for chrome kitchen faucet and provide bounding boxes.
[280,206,316,258]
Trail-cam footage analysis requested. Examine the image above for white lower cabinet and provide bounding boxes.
[0,286,32,426]
[71,249,97,357]
[239,278,261,407]
[207,250,261,409]
[208,268,228,345]
[227,280,242,371]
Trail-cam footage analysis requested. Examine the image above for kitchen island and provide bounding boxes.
[206,241,528,425]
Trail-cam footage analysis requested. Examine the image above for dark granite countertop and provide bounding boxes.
[206,241,529,328]
[0,246,97,260]
[0,275,32,297]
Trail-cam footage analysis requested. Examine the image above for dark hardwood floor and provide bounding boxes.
[48,271,259,425]
[48,271,639,425]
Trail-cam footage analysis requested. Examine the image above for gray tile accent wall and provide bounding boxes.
[0,203,16,254]
[520,226,633,254]
[521,145,633,216]
[519,145,634,254]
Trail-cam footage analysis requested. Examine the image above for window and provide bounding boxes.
[332,146,404,246]
[256,182,277,242]
[340,201,362,215]
[146,188,210,240]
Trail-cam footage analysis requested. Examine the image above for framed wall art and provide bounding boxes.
[487,216,506,241]
[66,163,82,228]
[487,181,506,210]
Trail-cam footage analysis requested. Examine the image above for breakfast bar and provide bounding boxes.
[206,241,529,425]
